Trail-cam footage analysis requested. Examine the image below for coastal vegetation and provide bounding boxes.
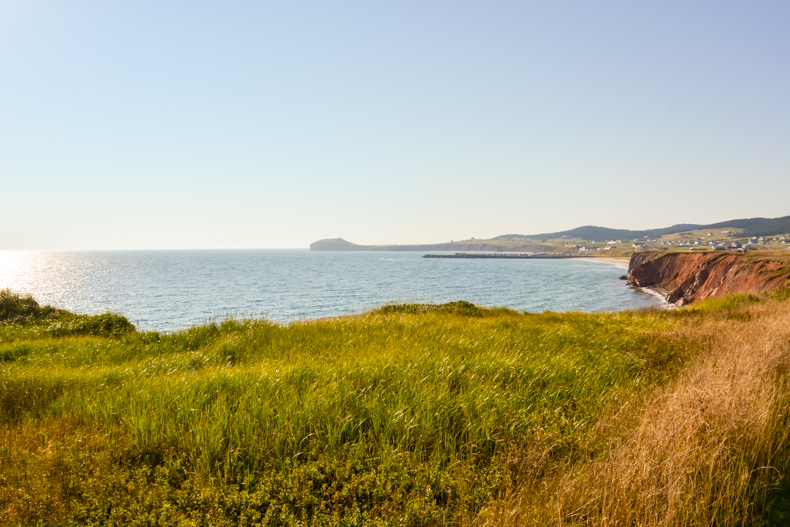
[1,289,789,525]
[310,215,790,256]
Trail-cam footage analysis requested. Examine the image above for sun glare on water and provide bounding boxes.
[0,251,30,289]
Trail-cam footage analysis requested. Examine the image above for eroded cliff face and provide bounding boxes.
[627,251,789,306]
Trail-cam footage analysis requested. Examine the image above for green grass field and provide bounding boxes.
[1,290,789,526]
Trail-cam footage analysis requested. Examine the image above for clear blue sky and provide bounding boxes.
[2,1,788,249]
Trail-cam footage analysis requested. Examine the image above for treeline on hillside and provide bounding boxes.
[740,216,790,237]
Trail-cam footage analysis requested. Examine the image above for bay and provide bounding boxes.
[0,250,663,332]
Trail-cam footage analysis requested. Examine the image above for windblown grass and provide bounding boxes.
[1,292,788,525]
[484,292,790,526]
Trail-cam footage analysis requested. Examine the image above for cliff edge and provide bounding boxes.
[627,251,790,306]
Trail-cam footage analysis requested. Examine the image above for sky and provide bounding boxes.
[1,1,789,250]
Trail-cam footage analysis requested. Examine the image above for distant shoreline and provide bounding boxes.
[421,253,632,270]
[573,256,630,270]
[422,253,584,260]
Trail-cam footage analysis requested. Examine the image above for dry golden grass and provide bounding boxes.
[483,298,790,526]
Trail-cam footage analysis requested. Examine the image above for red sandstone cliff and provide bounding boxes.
[627,251,790,306]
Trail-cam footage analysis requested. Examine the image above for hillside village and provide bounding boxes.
[554,229,790,257]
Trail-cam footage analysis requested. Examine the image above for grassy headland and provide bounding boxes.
[1,290,789,525]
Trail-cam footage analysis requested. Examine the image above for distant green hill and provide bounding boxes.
[531,216,790,242]
[739,216,790,237]
[524,224,701,242]
[311,215,790,250]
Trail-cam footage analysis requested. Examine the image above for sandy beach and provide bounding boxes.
[574,257,630,270]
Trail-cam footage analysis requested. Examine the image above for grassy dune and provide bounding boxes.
[1,290,789,525]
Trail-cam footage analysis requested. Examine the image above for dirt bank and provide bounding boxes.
[627,251,790,306]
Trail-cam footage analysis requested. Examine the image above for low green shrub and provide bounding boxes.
[46,313,137,338]
[372,300,494,317]
[0,289,62,322]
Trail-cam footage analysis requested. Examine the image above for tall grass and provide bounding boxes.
[2,291,789,525]
[485,293,790,526]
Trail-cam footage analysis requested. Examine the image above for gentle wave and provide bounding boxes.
[0,250,663,332]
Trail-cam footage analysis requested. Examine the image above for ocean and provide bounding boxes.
[0,250,663,332]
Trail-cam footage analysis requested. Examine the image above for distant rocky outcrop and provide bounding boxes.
[627,251,789,306]
[309,238,370,251]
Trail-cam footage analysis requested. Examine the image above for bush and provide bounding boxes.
[47,313,136,338]
[373,301,486,317]
[0,290,135,337]
[0,290,61,322]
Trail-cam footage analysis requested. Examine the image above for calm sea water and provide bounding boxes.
[0,250,663,332]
